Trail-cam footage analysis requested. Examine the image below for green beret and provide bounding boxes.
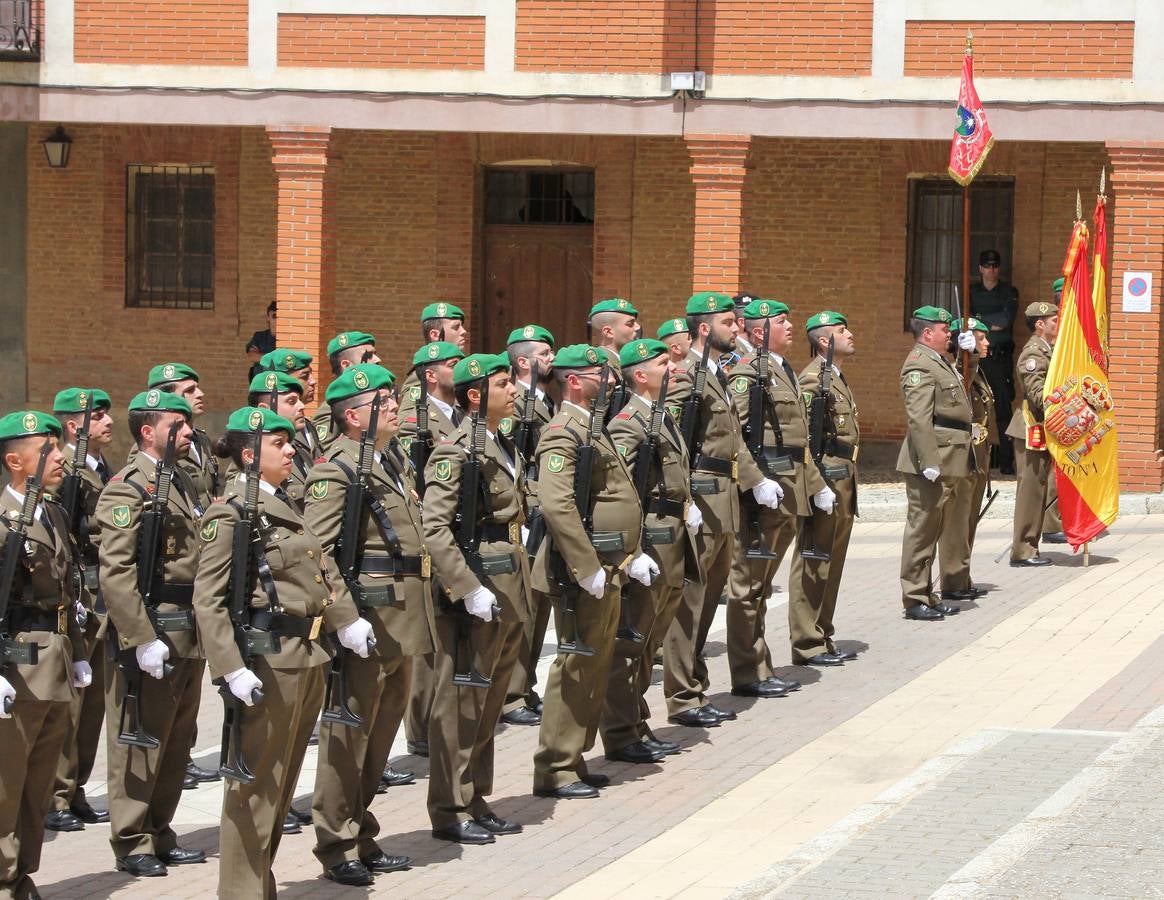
[225,406,295,436]
[259,348,313,373]
[0,410,62,441]
[324,363,395,405]
[1025,301,1058,319]
[452,353,509,386]
[619,339,669,368]
[326,331,376,358]
[507,324,555,347]
[146,363,199,388]
[686,291,735,315]
[413,341,464,368]
[912,306,953,324]
[53,388,112,414]
[588,298,638,319]
[656,317,688,339]
[553,344,604,370]
[952,317,989,333]
[128,390,192,416]
[420,302,465,321]
[804,311,847,332]
[1052,276,1065,296]
[742,298,791,320]
[248,370,303,396]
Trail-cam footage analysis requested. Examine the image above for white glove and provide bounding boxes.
[0,675,14,718]
[520,525,531,546]
[74,600,88,628]
[579,567,606,599]
[337,617,375,658]
[72,661,93,688]
[464,585,497,622]
[753,478,784,509]
[225,667,263,706]
[627,553,660,587]
[957,331,976,351]
[813,486,837,514]
[922,466,941,482]
[135,639,170,680]
[685,502,703,530]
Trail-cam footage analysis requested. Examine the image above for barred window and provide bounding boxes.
[126,165,215,309]
[904,177,1015,327]
[485,169,595,225]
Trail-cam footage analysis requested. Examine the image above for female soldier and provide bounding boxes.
[191,407,373,899]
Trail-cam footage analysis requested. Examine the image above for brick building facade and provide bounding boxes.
[1,1,1162,490]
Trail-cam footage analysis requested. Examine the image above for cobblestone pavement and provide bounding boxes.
[33,514,1164,898]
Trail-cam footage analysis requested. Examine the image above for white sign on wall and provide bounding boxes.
[1122,271,1153,313]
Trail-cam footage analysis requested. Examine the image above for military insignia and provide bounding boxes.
[759,301,770,316]
[732,377,748,394]
[436,302,448,317]
[546,453,565,473]
[819,312,830,325]
[315,422,329,440]
[78,391,89,409]
[406,385,420,402]
[618,444,629,458]
[310,481,329,500]
[146,389,161,408]
[162,364,176,379]
[264,372,278,390]
[21,413,37,432]
[111,505,131,528]
[667,404,682,420]
[1025,358,1037,372]
[248,410,263,429]
[706,297,716,311]
[468,359,482,377]
[586,349,599,364]
[802,391,814,410]
[523,325,535,339]
[1038,303,1050,315]
[617,298,628,310]
[637,343,649,359]
[338,334,349,347]
[399,436,413,453]
[166,535,177,555]
[499,417,513,436]
[968,317,979,329]
[284,353,296,369]
[837,415,846,427]
[433,459,452,482]
[672,318,683,331]
[938,310,951,323]
[353,371,369,390]
[908,371,922,386]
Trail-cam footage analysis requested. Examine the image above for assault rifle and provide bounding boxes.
[679,340,712,456]
[513,361,548,556]
[410,369,434,498]
[742,319,782,561]
[801,336,836,562]
[58,393,92,537]
[0,441,52,715]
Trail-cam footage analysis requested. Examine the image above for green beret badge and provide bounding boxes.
[338,334,349,347]
[637,343,649,359]
[819,312,831,324]
[22,413,37,432]
[145,390,161,409]
[264,372,278,390]
[285,353,296,369]
[428,344,440,359]
[436,302,448,317]
[248,410,263,429]
[758,301,770,317]
[586,349,598,364]
[468,359,482,377]
[546,453,565,474]
[706,296,717,311]
[162,364,176,380]
[353,371,369,390]
[77,391,89,410]
[523,325,535,339]
[111,505,131,529]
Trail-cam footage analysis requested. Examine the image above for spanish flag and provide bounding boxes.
[1043,215,1120,548]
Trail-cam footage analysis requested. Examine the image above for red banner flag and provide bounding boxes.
[948,51,995,186]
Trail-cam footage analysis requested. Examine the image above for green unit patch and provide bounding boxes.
[546,453,565,474]
[666,404,682,421]
[408,386,422,402]
[732,377,748,395]
[498,417,513,436]
[617,444,629,458]
[110,505,131,529]
[315,422,330,441]
[310,481,329,500]
[907,371,922,386]
[433,459,452,482]
[399,436,413,454]
[802,391,814,411]
[200,520,219,542]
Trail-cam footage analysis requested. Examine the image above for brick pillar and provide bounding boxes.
[1106,142,1164,493]
[686,134,751,292]
[267,125,338,409]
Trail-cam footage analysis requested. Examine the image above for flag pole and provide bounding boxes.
[960,32,973,391]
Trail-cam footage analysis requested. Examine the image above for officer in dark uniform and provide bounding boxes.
[969,249,1019,473]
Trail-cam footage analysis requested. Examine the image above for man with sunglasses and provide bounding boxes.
[970,249,1019,474]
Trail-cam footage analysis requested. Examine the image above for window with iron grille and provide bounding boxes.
[904,177,1015,327]
[485,169,595,225]
[126,165,215,309]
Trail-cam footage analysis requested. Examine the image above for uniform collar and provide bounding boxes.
[3,485,43,522]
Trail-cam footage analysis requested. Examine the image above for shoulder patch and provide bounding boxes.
[200,520,219,542]
[408,386,422,402]
[907,371,922,386]
[399,436,413,453]
[315,422,330,441]
[666,404,682,420]
[310,481,329,500]
[618,444,629,457]
[498,417,514,436]
[111,505,131,528]
[1024,358,1037,372]
[732,376,748,394]
[546,453,565,474]
[433,459,452,482]
[802,391,814,410]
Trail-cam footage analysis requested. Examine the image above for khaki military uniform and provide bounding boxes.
[789,359,861,661]
[193,478,359,900]
[398,394,460,751]
[128,430,218,511]
[51,452,110,817]
[223,436,314,512]
[97,453,205,861]
[1006,336,1054,561]
[0,492,84,900]
[306,436,434,870]
[531,402,643,791]
[664,350,764,715]
[896,344,975,608]
[422,422,530,828]
[726,352,826,684]
[600,392,697,752]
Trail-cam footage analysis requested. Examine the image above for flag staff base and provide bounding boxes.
[1083,542,1090,568]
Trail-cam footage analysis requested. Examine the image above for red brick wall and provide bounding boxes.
[277,14,486,69]
[905,21,1134,78]
[75,0,248,65]
[630,137,695,327]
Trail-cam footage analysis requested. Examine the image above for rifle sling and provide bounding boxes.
[226,499,282,614]
[334,459,405,558]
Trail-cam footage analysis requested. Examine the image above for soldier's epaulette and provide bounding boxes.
[910,350,921,359]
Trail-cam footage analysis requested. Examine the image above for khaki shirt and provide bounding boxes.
[192,478,359,680]
[896,344,975,478]
[398,395,460,482]
[798,359,861,479]
[511,381,554,510]
[0,492,84,703]
[310,402,338,454]
[1005,335,1053,443]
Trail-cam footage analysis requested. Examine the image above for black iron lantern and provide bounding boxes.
[42,125,72,169]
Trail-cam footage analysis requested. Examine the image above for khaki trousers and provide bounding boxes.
[900,474,960,608]
[0,699,71,900]
[1044,474,1062,533]
[404,651,435,746]
[726,503,798,686]
[427,611,523,829]
[1012,443,1052,561]
[532,581,619,791]
[52,627,106,812]
[106,655,205,859]
[788,477,856,661]
[938,474,977,592]
[311,651,411,869]
[503,587,552,714]
[218,662,324,900]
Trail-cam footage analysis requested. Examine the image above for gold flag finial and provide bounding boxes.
[965,31,974,55]
[1076,190,1083,222]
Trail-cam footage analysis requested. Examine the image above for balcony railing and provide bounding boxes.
[0,0,39,60]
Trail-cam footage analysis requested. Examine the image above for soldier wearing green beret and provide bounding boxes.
[790,312,862,665]
[588,299,638,371]
[241,371,314,508]
[193,407,372,897]
[657,317,692,364]
[0,411,88,900]
[423,354,530,842]
[305,364,431,886]
[396,303,472,407]
[598,339,697,764]
[530,345,650,798]
[1005,300,1060,567]
[897,307,978,620]
[145,363,220,510]
[46,389,114,831]
[501,326,557,727]
[312,333,382,454]
[663,292,783,729]
[97,390,209,876]
[732,293,760,359]
[260,348,327,467]
[726,300,831,689]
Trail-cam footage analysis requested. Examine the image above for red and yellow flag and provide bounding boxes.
[1091,189,1110,361]
[1044,216,1120,548]
[948,49,995,186]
